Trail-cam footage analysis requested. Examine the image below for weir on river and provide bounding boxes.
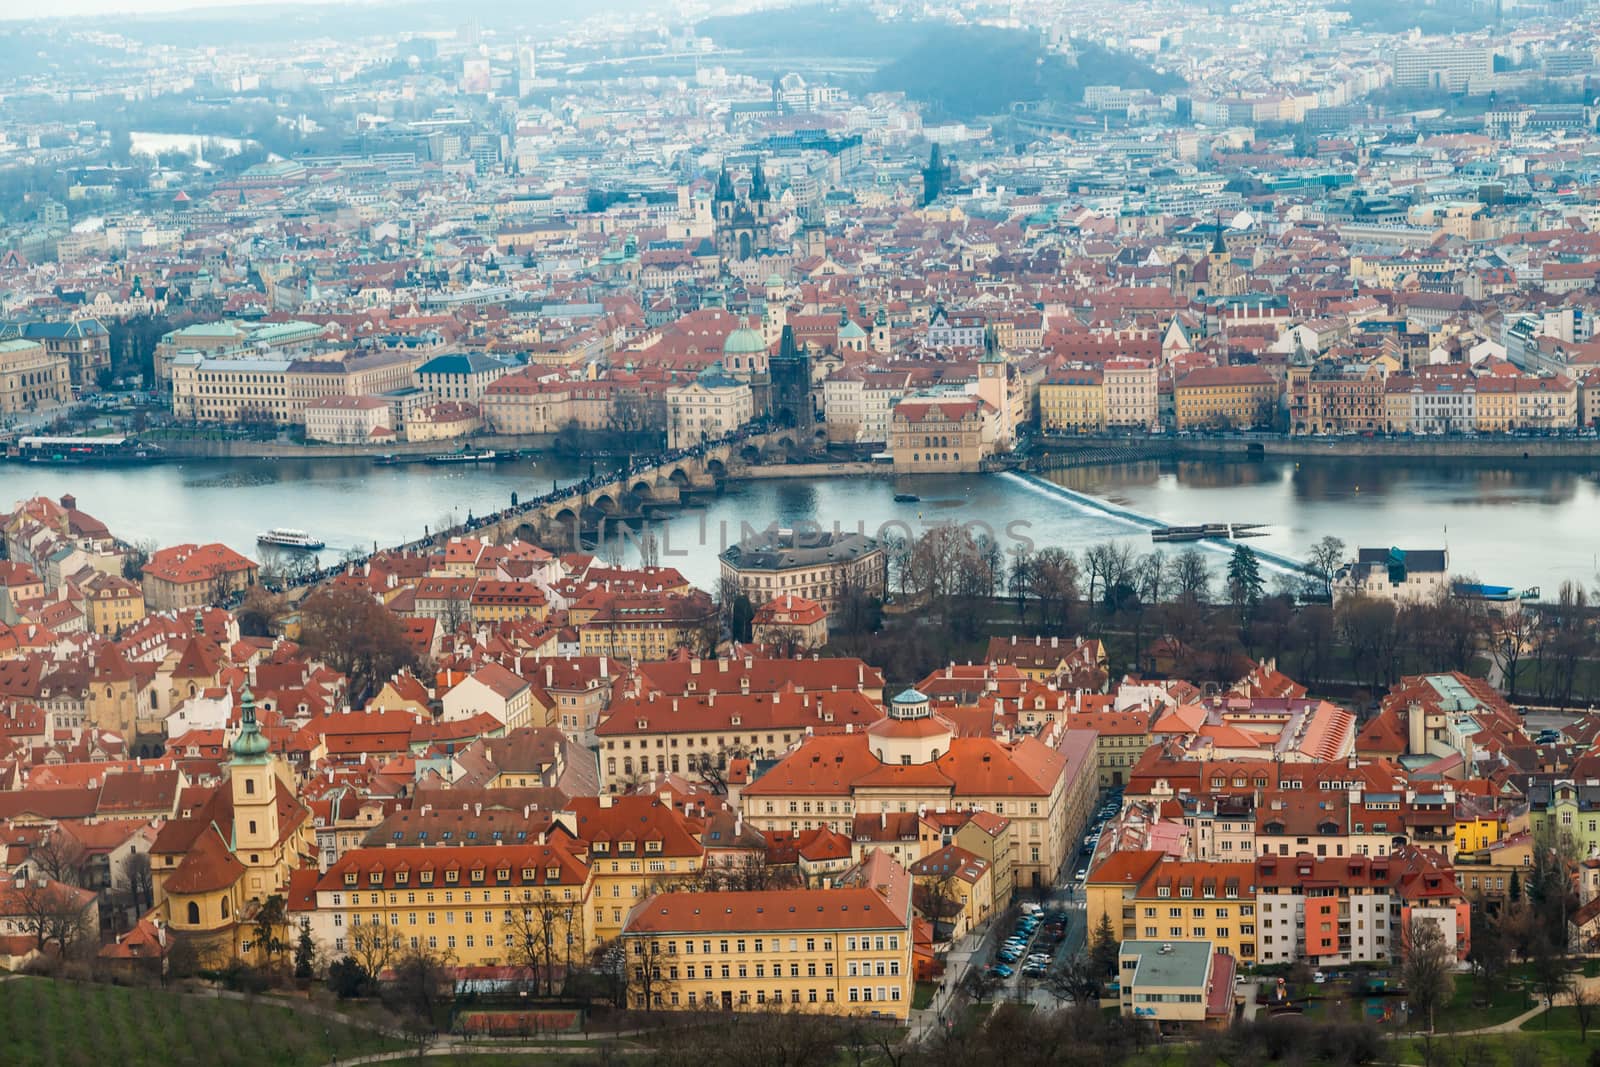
[1003,471,1309,575]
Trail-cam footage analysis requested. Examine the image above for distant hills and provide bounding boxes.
[697,5,1183,121]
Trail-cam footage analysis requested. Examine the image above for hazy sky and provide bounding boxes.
[2,0,342,19]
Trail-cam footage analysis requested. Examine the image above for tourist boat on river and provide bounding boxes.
[427,448,497,464]
[257,528,326,550]
[8,435,164,465]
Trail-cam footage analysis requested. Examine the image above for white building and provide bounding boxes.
[304,396,393,443]
[666,363,753,449]
[1331,547,1448,605]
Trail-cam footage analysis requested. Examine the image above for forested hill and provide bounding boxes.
[696,5,1183,121]
[873,29,1183,120]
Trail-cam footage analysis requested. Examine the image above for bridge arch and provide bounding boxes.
[706,457,727,479]
[668,467,690,488]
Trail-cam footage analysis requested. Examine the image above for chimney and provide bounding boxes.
[599,794,614,809]
[880,811,886,829]
[691,658,702,675]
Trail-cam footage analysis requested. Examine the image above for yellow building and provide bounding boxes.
[577,592,716,660]
[566,795,707,944]
[620,886,913,1017]
[0,339,71,414]
[1453,811,1502,855]
[1039,369,1105,433]
[1088,856,1258,964]
[910,844,993,939]
[1474,376,1517,432]
[888,395,993,473]
[468,580,550,624]
[305,842,593,967]
[81,572,146,635]
[150,688,314,964]
[1069,707,1158,788]
[1174,366,1279,430]
[741,691,1075,892]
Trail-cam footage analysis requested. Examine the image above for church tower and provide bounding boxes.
[230,686,282,857]
[871,308,891,354]
[1207,216,1237,296]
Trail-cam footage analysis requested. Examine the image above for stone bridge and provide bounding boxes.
[472,429,802,546]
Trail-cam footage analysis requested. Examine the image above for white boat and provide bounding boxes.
[257,528,326,550]
[427,449,496,464]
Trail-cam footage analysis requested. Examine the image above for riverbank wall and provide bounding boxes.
[148,432,1600,465]
[732,461,881,480]
[1031,435,1600,466]
[146,433,559,460]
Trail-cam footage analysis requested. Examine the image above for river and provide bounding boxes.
[5,455,1598,594]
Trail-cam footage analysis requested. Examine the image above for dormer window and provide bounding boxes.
[420,870,434,884]
[620,841,636,854]
[470,868,485,883]
[395,871,409,885]
[522,867,536,881]
[547,866,562,881]
[495,867,510,882]
[344,872,357,886]
[645,840,662,853]
[445,869,459,883]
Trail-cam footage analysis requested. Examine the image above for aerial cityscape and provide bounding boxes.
[4,0,1600,1063]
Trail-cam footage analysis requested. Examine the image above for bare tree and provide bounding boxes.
[915,870,965,935]
[1401,916,1456,1034]
[27,829,86,887]
[15,877,93,956]
[1305,535,1347,600]
[1488,604,1540,700]
[122,851,154,913]
[1573,979,1597,1042]
[381,941,457,1058]
[1045,951,1101,1006]
[503,893,577,997]
[1172,548,1211,604]
[621,936,676,1010]
[347,919,401,982]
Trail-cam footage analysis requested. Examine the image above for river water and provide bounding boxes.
[5,455,1598,594]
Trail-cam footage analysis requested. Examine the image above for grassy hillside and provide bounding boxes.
[0,977,401,1067]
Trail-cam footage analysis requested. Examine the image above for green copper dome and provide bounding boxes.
[232,686,270,762]
[723,327,768,356]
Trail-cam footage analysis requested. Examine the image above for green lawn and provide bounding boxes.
[912,982,937,1010]
[1393,1016,1600,1066]
[1432,972,1533,1032]
[0,977,403,1067]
